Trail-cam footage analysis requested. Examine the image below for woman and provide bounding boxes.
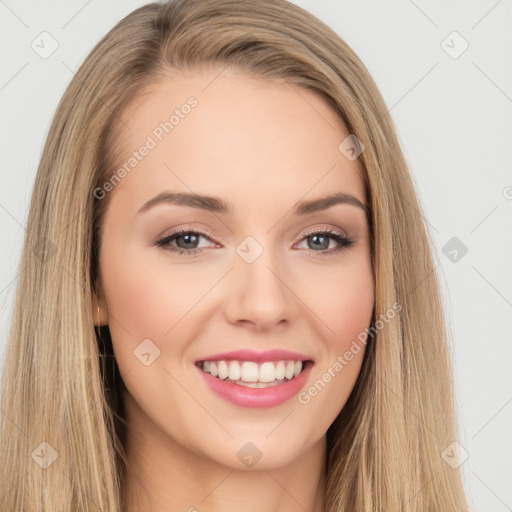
[0,0,469,510]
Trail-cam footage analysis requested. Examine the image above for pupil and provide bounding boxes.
[310,234,328,250]
[178,233,198,249]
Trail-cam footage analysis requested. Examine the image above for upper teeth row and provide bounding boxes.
[202,360,303,383]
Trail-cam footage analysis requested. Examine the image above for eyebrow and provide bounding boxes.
[136,191,368,216]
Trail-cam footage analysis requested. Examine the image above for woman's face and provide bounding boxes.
[96,66,374,470]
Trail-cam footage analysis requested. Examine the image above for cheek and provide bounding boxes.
[99,243,206,420]
[99,239,200,367]
[293,256,373,413]
[331,267,374,348]
[298,254,374,350]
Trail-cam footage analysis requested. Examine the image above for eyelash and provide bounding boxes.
[155,226,354,259]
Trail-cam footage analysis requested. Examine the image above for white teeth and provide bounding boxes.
[259,362,275,383]
[241,362,259,382]
[217,361,229,380]
[228,361,241,380]
[235,380,283,388]
[284,361,295,379]
[275,361,285,380]
[200,359,307,384]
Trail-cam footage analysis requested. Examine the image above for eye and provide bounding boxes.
[294,227,354,258]
[155,226,354,258]
[155,227,215,257]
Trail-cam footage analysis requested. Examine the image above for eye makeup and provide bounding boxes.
[155,225,355,259]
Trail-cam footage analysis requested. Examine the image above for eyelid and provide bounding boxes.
[298,224,349,239]
[157,225,218,243]
[157,224,349,246]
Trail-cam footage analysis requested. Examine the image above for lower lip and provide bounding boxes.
[196,362,313,409]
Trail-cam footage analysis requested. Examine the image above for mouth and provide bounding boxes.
[193,348,315,408]
[195,359,314,388]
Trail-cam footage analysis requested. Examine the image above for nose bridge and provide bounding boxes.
[224,233,295,329]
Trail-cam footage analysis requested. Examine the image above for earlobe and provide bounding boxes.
[94,302,109,326]
[92,287,109,326]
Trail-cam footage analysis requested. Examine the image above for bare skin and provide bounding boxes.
[94,65,374,512]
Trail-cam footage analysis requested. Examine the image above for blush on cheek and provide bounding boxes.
[105,272,160,337]
[308,266,374,350]
[337,287,374,349]
[101,246,211,369]
[101,243,166,332]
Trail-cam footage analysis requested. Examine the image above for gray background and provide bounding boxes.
[1,1,511,510]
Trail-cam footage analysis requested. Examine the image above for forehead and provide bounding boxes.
[108,66,366,211]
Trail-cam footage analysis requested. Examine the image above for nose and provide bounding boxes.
[223,244,298,331]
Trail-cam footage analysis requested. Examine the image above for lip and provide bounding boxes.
[195,360,314,409]
[194,349,313,364]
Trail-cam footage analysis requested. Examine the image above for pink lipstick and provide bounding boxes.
[194,349,314,408]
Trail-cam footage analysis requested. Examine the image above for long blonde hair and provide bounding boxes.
[0,1,468,510]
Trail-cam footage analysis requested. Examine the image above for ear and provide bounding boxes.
[92,279,109,327]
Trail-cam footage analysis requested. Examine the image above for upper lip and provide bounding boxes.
[195,349,313,363]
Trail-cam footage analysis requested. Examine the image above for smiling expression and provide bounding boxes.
[95,65,374,469]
